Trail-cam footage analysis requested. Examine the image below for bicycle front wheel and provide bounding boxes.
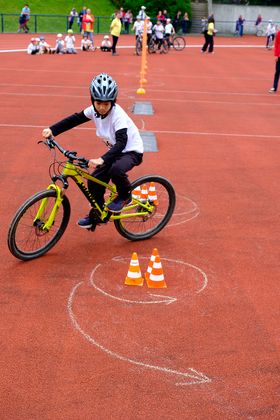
[114,175,176,241]
[172,36,186,51]
[136,39,142,55]
[7,189,71,261]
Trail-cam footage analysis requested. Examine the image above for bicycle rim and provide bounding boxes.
[173,37,186,50]
[114,175,176,241]
[7,189,70,260]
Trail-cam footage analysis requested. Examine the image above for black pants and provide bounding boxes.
[273,57,280,91]
[202,34,214,53]
[111,35,119,54]
[88,151,143,209]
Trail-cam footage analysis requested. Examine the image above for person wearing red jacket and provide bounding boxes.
[82,9,94,45]
[269,29,280,93]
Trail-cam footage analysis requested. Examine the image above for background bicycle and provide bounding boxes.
[148,34,168,54]
[167,34,186,51]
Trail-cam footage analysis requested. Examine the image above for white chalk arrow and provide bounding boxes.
[68,281,211,386]
[90,264,177,305]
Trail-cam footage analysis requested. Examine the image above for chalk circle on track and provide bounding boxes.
[67,257,211,386]
[167,193,200,227]
[89,255,208,303]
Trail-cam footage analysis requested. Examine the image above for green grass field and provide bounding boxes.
[0,0,116,33]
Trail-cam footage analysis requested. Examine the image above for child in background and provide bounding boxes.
[38,36,51,54]
[65,29,77,54]
[81,34,94,51]
[265,20,276,49]
[100,35,112,52]
[52,33,65,54]
[27,38,39,55]
[153,20,165,51]
[164,18,175,47]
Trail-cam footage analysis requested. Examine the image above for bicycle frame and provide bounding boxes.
[35,160,154,230]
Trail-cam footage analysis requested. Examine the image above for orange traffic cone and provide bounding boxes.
[140,184,148,202]
[124,252,144,286]
[145,248,159,283]
[148,182,159,205]
[146,254,167,288]
[132,186,141,200]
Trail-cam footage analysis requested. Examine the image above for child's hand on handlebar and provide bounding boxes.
[88,158,104,169]
[42,128,53,138]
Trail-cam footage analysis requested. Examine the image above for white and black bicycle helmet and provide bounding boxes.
[90,73,118,104]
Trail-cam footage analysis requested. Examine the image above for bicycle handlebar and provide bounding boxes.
[39,136,89,168]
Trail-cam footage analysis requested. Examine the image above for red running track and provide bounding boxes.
[0,33,280,419]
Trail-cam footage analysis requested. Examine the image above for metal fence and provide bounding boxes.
[1,13,279,36]
[0,14,114,34]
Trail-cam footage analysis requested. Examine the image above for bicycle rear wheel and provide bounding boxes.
[114,175,176,241]
[7,189,71,261]
[172,36,186,51]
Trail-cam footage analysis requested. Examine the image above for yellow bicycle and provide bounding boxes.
[8,137,176,261]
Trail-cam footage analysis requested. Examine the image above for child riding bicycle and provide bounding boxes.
[42,73,143,229]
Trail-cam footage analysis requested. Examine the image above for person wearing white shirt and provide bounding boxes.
[65,29,77,54]
[133,16,144,40]
[266,20,276,49]
[27,38,39,55]
[41,73,143,226]
[164,18,175,47]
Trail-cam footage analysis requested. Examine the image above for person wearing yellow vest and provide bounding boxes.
[201,15,215,54]
[110,11,122,56]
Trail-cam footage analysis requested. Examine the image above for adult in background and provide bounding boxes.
[173,11,182,33]
[110,11,122,56]
[269,29,280,93]
[265,20,276,49]
[182,12,190,35]
[82,9,95,44]
[237,15,245,37]
[78,6,87,32]
[138,6,146,21]
[123,10,133,34]
[18,3,30,33]
[68,8,78,30]
[201,15,215,54]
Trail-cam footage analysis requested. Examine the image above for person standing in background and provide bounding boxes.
[237,15,245,37]
[123,10,133,34]
[18,4,30,33]
[138,6,146,21]
[82,9,94,44]
[201,15,215,54]
[110,11,122,56]
[269,29,280,93]
[68,8,78,30]
[78,6,87,32]
[182,12,190,35]
[173,11,182,33]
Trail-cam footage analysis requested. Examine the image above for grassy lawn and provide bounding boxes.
[0,0,116,33]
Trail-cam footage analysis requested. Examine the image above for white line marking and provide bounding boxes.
[89,263,177,305]
[0,44,270,54]
[67,281,211,385]
[111,256,208,295]
[1,123,279,140]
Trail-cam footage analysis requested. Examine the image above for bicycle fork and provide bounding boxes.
[34,184,64,231]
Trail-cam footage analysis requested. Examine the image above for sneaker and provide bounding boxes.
[269,87,276,93]
[106,195,132,213]
[77,215,95,229]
